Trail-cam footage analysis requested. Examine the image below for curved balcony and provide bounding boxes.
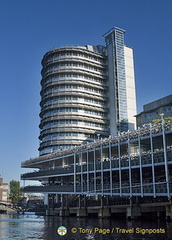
[40,102,107,112]
[39,137,96,149]
[40,94,107,110]
[41,67,106,82]
[42,52,106,65]
[39,130,106,143]
[40,82,107,97]
[38,139,88,150]
[42,65,106,78]
[40,126,108,140]
[41,47,105,67]
[41,88,106,101]
[41,76,107,89]
[42,58,106,74]
[40,104,107,115]
[39,114,109,128]
[40,101,108,113]
[39,113,107,127]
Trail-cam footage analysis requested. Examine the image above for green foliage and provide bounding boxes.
[164,116,172,121]
[9,180,22,204]
[152,116,172,124]
[152,119,161,123]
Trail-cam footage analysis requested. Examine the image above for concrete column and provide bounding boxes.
[79,195,81,209]
[61,194,64,208]
[77,208,87,217]
[106,196,109,206]
[59,195,70,216]
[166,205,172,221]
[52,194,55,210]
[98,207,111,218]
[59,208,69,217]
[98,196,111,218]
[157,211,161,219]
[44,193,48,205]
[83,195,87,207]
[126,206,141,220]
[101,196,103,208]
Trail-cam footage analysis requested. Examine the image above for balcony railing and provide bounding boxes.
[21,149,172,180]
[22,182,172,197]
[21,121,172,168]
[22,184,74,193]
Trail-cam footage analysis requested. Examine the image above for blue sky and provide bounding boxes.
[0,0,172,184]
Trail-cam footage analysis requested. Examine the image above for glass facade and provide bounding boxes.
[104,27,128,132]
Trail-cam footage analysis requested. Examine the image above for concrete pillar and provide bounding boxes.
[44,193,48,205]
[166,205,172,221]
[46,209,55,215]
[79,195,81,209]
[77,208,87,217]
[59,208,70,217]
[59,194,70,216]
[106,195,109,206]
[98,207,111,218]
[83,195,87,207]
[126,206,141,220]
[101,196,103,208]
[157,211,161,219]
[52,194,55,210]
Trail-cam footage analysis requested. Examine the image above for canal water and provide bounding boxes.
[0,212,172,240]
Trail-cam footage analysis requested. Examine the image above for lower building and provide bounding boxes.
[0,178,8,202]
[21,120,172,218]
[136,94,172,127]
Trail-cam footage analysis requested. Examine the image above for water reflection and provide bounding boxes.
[0,213,171,240]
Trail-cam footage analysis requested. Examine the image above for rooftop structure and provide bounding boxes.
[136,94,172,127]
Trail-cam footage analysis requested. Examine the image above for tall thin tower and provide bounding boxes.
[104,27,136,135]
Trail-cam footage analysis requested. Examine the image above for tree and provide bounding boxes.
[9,180,22,205]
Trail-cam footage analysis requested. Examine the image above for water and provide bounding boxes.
[0,213,171,240]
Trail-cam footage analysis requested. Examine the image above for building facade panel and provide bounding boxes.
[124,46,137,131]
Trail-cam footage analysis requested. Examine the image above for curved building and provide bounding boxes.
[39,27,137,156]
[39,45,109,155]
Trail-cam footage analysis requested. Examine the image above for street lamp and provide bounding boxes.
[159,113,164,123]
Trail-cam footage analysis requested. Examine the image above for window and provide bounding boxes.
[147,113,152,119]
[167,107,172,112]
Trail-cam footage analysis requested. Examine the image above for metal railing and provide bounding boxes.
[21,121,172,167]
